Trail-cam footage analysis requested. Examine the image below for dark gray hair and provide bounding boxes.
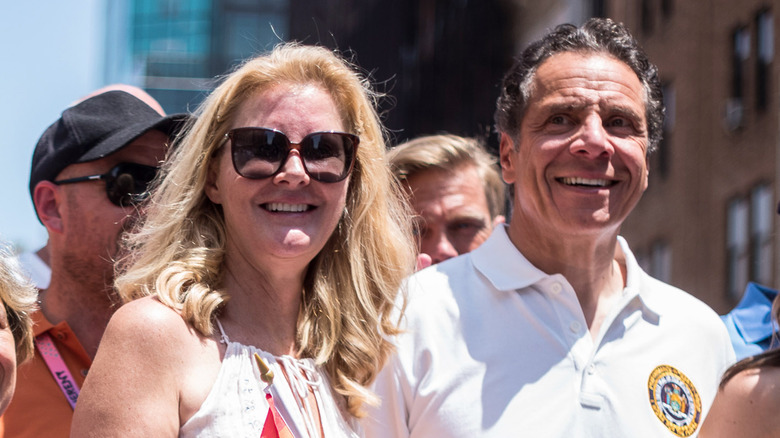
[494,17,664,155]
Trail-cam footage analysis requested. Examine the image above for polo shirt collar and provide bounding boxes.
[31,309,55,337]
[616,236,662,318]
[472,226,661,317]
[471,225,548,291]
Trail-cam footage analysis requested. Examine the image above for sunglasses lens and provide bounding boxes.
[300,133,354,183]
[231,129,288,179]
[230,128,357,183]
[106,163,157,207]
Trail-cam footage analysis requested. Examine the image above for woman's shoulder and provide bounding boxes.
[106,296,206,353]
[722,365,780,403]
[701,365,780,437]
[111,296,176,329]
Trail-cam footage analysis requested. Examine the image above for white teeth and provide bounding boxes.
[265,203,309,212]
[560,177,610,187]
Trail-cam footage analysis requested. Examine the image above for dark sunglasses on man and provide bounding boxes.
[224,127,359,183]
[53,162,158,207]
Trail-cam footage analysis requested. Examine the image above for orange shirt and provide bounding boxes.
[0,311,91,437]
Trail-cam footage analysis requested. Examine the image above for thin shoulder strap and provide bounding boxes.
[215,318,230,344]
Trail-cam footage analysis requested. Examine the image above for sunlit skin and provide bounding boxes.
[501,52,649,250]
[0,304,17,415]
[207,84,350,290]
[406,164,497,264]
[699,367,780,437]
[205,82,349,364]
[499,52,649,334]
[55,130,170,276]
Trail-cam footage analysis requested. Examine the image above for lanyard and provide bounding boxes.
[34,332,80,409]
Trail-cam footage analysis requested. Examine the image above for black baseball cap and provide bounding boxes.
[29,90,188,199]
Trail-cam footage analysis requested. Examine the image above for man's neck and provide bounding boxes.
[39,282,117,360]
[507,222,627,338]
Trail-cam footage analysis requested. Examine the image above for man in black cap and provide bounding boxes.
[0,86,187,437]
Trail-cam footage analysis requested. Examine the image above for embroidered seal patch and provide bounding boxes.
[647,365,702,437]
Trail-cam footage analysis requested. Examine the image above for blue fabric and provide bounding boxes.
[721,282,779,361]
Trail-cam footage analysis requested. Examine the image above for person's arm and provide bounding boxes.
[362,351,412,438]
[71,297,191,437]
[698,366,780,438]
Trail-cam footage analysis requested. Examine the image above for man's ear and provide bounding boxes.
[499,132,517,185]
[33,181,64,234]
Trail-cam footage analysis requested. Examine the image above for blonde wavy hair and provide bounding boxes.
[0,242,38,364]
[115,43,416,416]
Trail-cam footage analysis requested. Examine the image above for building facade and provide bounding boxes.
[608,0,779,312]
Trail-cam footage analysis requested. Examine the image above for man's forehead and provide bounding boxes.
[526,52,647,116]
[407,166,490,217]
[536,53,641,90]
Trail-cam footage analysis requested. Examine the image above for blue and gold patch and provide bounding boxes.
[647,365,702,437]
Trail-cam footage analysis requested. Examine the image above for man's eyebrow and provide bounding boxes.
[447,211,490,222]
[606,104,644,121]
[540,99,645,121]
[538,101,587,114]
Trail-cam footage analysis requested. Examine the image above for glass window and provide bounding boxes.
[661,0,674,17]
[651,241,672,283]
[657,81,675,177]
[635,250,651,274]
[732,26,751,100]
[224,10,288,64]
[641,0,654,35]
[751,184,773,285]
[591,0,607,18]
[756,10,773,110]
[727,198,750,300]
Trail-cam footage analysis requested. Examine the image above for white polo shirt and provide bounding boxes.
[365,225,735,438]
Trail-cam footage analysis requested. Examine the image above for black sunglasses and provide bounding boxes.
[225,127,359,183]
[53,162,158,207]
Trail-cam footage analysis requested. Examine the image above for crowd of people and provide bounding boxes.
[0,17,778,438]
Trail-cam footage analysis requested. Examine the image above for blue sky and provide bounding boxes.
[0,1,105,252]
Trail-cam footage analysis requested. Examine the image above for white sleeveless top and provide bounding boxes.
[179,320,361,437]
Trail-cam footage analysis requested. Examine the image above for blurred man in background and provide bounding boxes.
[388,134,505,268]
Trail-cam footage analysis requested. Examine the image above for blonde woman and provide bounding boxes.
[71,43,416,437]
[0,241,37,414]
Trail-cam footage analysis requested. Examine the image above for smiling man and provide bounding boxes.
[365,18,735,437]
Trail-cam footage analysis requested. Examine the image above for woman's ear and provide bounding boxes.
[204,152,223,205]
